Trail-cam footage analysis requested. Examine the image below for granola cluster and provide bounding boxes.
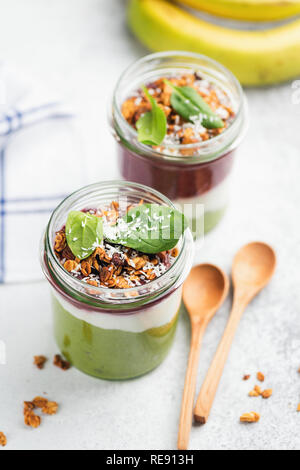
[54,202,179,290]
[122,73,235,156]
[53,354,71,371]
[33,355,47,370]
[24,397,58,429]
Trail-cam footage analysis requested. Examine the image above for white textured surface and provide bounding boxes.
[1,0,300,451]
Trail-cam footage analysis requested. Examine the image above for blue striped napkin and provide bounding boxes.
[0,64,86,283]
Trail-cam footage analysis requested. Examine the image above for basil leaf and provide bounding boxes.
[165,80,224,129]
[65,211,103,260]
[105,204,188,254]
[136,86,167,146]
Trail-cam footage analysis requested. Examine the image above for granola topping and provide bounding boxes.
[54,202,179,290]
[122,73,235,157]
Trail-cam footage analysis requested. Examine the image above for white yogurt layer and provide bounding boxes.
[52,287,182,334]
[174,174,232,218]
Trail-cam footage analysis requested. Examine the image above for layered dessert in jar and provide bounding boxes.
[41,181,193,380]
[110,51,248,237]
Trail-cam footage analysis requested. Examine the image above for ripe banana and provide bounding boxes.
[127,0,300,86]
[177,0,300,22]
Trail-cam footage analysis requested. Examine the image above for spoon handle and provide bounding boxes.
[194,300,246,424]
[178,321,207,450]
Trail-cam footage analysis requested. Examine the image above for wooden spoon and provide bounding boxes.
[194,242,277,424]
[178,264,230,450]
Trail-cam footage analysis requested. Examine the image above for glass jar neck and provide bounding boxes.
[111,51,248,165]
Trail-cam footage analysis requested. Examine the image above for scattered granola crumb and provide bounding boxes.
[24,410,41,429]
[240,412,260,423]
[257,372,265,382]
[42,401,59,416]
[33,355,47,370]
[53,354,71,371]
[23,396,58,428]
[262,389,273,399]
[32,397,48,409]
[24,401,35,414]
[249,385,262,397]
[249,390,260,398]
[0,432,7,447]
[243,375,251,381]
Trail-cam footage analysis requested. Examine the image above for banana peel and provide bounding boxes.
[127,0,300,86]
[177,0,300,22]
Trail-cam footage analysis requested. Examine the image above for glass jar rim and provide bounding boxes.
[41,180,194,310]
[111,51,248,164]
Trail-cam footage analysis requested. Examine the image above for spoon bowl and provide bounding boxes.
[183,264,230,320]
[233,242,277,293]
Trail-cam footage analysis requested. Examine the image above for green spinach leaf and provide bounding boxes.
[136,86,167,146]
[165,80,224,129]
[65,211,103,260]
[105,204,188,254]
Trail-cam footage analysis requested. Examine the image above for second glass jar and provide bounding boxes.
[111,51,248,238]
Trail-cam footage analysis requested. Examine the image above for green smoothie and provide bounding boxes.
[53,295,180,380]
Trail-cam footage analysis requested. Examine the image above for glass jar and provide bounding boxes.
[110,51,248,238]
[41,181,194,380]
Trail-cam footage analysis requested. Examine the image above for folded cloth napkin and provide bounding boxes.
[0,64,86,283]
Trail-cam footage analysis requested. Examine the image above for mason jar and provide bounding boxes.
[110,51,248,238]
[41,181,194,380]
